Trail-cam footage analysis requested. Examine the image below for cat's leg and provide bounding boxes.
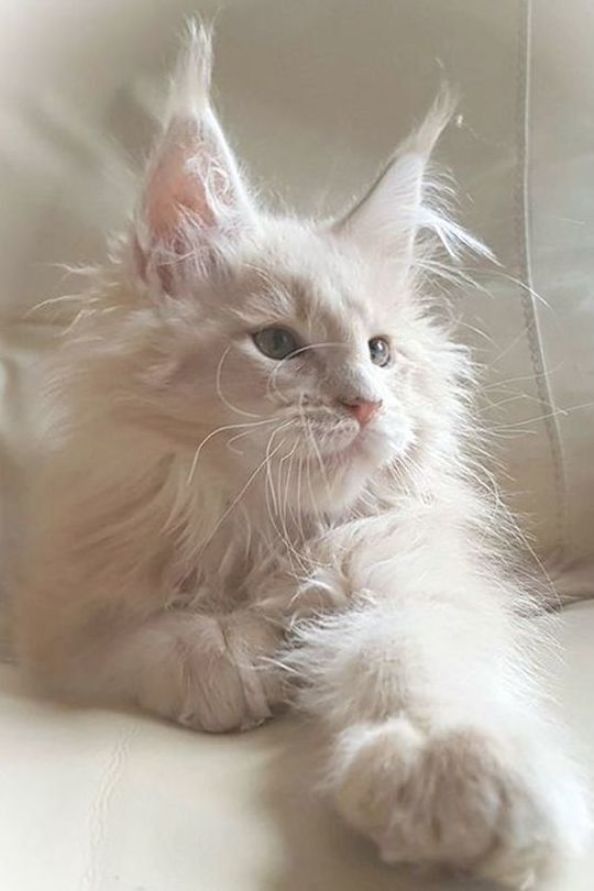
[290,587,591,887]
[83,558,353,731]
[106,562,348,731]
[16,442,293,732]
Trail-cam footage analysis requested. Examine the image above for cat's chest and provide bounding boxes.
[171,502,320,611]
[172,534,252,611]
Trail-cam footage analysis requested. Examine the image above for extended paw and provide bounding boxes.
[332,717,591,888]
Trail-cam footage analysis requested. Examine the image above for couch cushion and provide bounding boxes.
[0,601,592,890]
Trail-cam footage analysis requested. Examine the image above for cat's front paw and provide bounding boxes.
[138,611,285,733]
[332,717,591,888]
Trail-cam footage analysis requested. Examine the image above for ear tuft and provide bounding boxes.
[333,86,492,273]
[132,21,256,294]
[165,20,213,130]
[396,85,457,162]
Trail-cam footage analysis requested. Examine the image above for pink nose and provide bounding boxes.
[341,398,382,427]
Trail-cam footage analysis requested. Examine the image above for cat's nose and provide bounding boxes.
[340,398,383,427]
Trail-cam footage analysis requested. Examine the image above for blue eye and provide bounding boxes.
[253,327,301,360]
[368,336,391,367]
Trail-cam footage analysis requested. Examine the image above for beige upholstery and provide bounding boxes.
[0,2,593,888]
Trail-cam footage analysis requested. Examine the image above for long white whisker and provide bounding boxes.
[186,417,276,485]
[265,458,292,562]
[264,431,309,571]
[199,425,291,553]
[281,447,312,572]
[487,399,594,433]
[307,419,333,505]
[216,344,261,418]
[225,416,280,455]
[481,361,566,393]
[265,341,347,405]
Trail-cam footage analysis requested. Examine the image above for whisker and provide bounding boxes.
[186,417,276,486]
[487,399,594,433]
[265,439,308,571]
[225,419,279,455]
[265,341,348,405]
[306,418,333,506]
[481,361,566,393]
[216,344,261,418]
[198,422,293,553]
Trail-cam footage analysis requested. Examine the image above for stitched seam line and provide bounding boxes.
[514,0,569,564]
[78,723,136,891]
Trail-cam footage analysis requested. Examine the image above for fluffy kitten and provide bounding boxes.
[15,25,590,888]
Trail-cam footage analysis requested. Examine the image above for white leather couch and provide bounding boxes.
[1,2,593,889]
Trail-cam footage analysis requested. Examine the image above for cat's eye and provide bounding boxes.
[252,327,302,361]
[368,336,391,367]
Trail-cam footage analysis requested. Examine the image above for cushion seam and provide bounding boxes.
[514,0,569,565]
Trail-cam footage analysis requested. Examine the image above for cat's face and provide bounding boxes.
[129,28,475,515]
[139,215,461,516]
[158,221,424,512]
[226,236,412,485]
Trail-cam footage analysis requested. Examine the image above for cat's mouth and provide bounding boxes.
[308,425,384,472]
[323,430,366,464]
[303,414,413,473]
[294,417,362,459]
[278,409,399,472]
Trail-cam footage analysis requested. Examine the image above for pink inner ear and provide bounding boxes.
[146,131,216,244]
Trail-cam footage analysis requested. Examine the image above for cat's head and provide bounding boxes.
[124,25,486,515]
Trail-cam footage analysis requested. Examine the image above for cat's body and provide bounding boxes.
[14,26,591,888]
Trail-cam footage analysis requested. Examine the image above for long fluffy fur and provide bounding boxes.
[14,24,591,887]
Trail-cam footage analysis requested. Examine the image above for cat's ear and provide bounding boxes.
[332,89,486,273]
[132,23,256,293]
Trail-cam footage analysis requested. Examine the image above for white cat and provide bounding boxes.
[15,24,590,888]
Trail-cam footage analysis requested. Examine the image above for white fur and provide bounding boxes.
[14,24,590,887]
